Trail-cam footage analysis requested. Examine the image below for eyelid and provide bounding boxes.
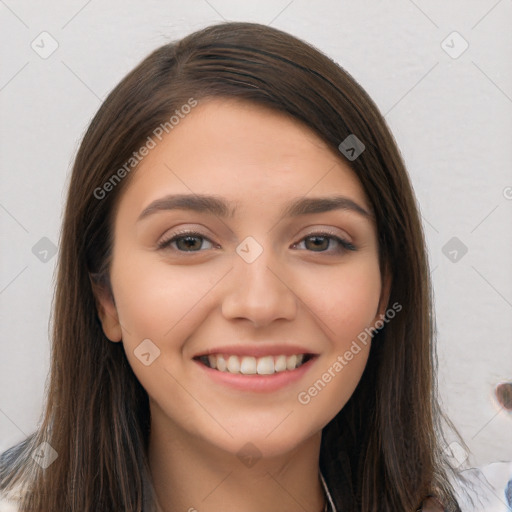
[295,225,352,243]
[156,228,217,250]
[291,228,356,252]
[157,227,357,253]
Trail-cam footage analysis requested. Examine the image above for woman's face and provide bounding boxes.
[94,98,390,458]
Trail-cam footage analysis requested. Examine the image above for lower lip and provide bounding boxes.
[193,357,317,393]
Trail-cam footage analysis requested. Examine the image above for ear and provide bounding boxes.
[374,265,392,323]
[89,273,122,342]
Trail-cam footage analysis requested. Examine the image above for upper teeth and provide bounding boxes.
[201,354,306,375]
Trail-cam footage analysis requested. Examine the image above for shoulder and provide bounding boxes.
[418,496,445,511]
[451,461,512,512]
[0,487,22,512]
[0,437,36,511]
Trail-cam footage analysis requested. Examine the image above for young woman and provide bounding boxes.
[0,21,469,511]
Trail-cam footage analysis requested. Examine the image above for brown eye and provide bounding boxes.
[293,232,356,254]
[157,231,215,252]
[304,235,331,251]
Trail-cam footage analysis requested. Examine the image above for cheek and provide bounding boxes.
[292,259,380,415]
[109,255,219,431]
[296,346,370,430]
[299,257,383,343]
[109,253,231,407]
[110,253,222,342]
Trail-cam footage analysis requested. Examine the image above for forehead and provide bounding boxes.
[116,98,372,220]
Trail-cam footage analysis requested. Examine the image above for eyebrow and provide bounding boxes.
[137,193,373,222]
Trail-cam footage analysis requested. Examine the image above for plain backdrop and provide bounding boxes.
[1,0,511,469]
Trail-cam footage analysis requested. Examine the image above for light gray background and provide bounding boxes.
[1,0,511,468]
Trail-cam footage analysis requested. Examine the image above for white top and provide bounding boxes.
[1,462,511,511]
[453,462,512,512]
[0,484,22,512]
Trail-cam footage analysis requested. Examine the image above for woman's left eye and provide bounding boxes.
[292,232,356,253]
[157,231,356,254]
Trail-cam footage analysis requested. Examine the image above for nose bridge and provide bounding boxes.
[221,235,297,326]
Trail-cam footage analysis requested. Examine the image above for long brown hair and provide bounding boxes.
[1,21,466,511]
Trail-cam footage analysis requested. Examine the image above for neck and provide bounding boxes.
[147,407,326,512]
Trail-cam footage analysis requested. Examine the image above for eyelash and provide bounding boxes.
[156,229,357,254]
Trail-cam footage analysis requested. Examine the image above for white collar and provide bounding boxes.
[150,469,338,512]
[320,470,337,512]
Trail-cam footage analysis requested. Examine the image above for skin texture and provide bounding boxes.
[93,98,391,512]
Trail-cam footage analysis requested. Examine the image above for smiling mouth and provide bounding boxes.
[195,353,314,375]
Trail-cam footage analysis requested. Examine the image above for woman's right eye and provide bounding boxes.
[157,231,215,252]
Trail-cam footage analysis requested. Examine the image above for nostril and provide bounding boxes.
[495,382,512,411]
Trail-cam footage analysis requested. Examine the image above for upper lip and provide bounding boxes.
[193,344,317,358]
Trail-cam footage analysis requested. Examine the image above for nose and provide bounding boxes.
[221,243,298,328]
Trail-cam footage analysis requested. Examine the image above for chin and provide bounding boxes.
[205,418,322,462]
